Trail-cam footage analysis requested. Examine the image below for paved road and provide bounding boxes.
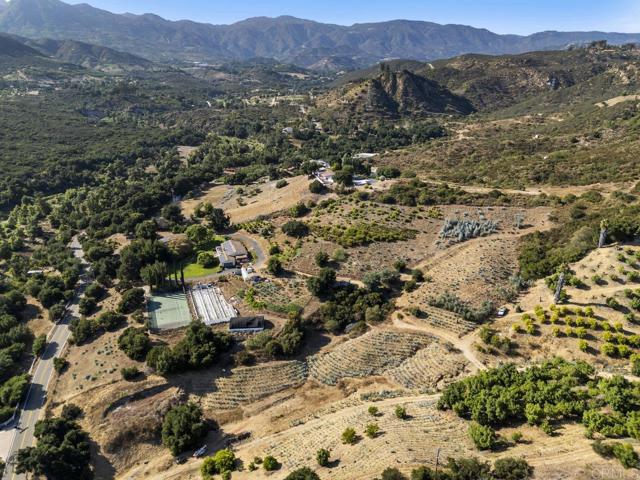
[3,236,87,480]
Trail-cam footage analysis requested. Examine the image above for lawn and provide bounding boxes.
[181,261,222,279]
[169,250,223,280]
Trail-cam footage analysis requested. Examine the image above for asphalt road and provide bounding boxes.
[3,236,87,480]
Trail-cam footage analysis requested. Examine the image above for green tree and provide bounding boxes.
[118,327,151,361]
[15,417,93,479]
[197,252,218,269]
[118,288,145,314]
[381,467,406,480]
[201,448,236,478]
[341,427,357,445]
[316,448,330,467]
[263,455,280,471]
[284,467,321,480]
[267,256,283,276]
[492,457,534,479]
[365,423,380,438]
[395,406,408,420]
[282,220,309,238]
[315,251,330,267]
[307,268,337,297]
[468,422,498,450]
[32,334,46,357]
[161,403,208,455]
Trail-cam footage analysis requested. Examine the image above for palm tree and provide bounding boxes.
[598,219,609,248]
[554,263,569,304]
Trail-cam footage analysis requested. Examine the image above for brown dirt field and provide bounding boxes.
[24,296,49,337]
[134,391,637,480]
[286,202,551,285]
[180,175,336,224]
[376,205,552,308]
[177,146,198,162]
[482,244,640,373]
[106,233,130,254]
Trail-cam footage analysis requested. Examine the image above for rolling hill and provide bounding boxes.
[24,38,154,72]
[1,0,640,68]
[319,68,475,117]
[332,44,640,113]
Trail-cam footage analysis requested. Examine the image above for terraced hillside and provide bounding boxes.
[254,396,473,477]
[199,361,309,410]
[307,330,436,385]
[386,343,469,389]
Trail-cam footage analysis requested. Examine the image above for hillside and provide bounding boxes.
[0,32,88,78]
[1,0,640,68]
[24,38,154,72]
[335,44,640,113]
[0,31,39,56]
[318,68,475,117]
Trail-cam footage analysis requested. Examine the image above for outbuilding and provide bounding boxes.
[229,316,265,333]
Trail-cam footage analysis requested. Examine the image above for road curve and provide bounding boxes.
[3,236,88,480]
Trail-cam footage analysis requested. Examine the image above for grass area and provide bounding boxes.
[169,251,223,279]
[181,262,222,279]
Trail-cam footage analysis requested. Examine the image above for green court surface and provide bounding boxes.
[148,291,192,330]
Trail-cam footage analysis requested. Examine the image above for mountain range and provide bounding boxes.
[2,0,640,69]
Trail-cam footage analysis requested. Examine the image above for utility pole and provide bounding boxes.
[435,447,441,479]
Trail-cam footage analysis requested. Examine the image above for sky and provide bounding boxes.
[64,0,640,34]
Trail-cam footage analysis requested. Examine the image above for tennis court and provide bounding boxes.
[147,291,192,330]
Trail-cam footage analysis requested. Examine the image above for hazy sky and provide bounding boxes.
[64,0,640,34]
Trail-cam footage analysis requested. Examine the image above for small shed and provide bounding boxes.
[229,316,265,333]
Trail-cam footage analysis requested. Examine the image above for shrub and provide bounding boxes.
[266,256,283,275]
[332,248,347,262]
[263,455,280,471]
[96,310,125,331]
[468,422,498,450]
[381,467,406,480]
[282,220,309,238]
[613,443,639,469]
[368,406,379,416]
[341,427,357,445]
[395,406,408,420]
[284,467,320,480]
[161,403,208,455]
[53,357,69,373]
[60,403,82,421]
[314,251,330,267]
[118,288,145,314]
[235,350,256,366]
[290,202,310,218]
[201,448,236,478]
[32,334,47,357]
[309,180,325,194]
[492,457,534,479]
[316,448,330,467]
[78,297,97,316]
[365,423,380,438]
[578,340,589,352]
[197,252,218,268]
[275,179,288,189]
[121,366,141,381]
